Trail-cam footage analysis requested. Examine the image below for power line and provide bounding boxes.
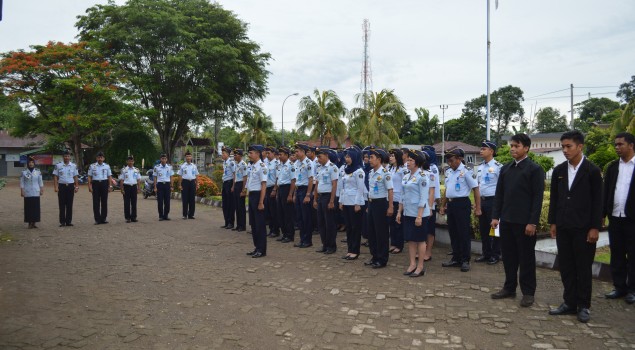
[525,88,570,100]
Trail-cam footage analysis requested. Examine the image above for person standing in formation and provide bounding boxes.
[491,133,545,308]
[365,148,394,269]
[264,146,280,238]
[339,146,365,260]
[53,150,79,227]
[154,153,174,221]
[220,147,236,229]
[232,149,248,232]
[178,151,199,220]
[88,151,113,225]
[20,157,44,229]
[275,146,296,243]
[293,144,315,248]
[245,145,268,258]
[313,147,339,255]
[119,155,141,223]
[475,140,502,265]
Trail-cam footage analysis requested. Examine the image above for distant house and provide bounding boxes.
[400,141,482,166]
[0,130,47,176]
[175,137,213,168]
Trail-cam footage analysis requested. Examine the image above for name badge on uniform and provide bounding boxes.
[373,182,379,193]
[322,174,328,184]
[455,183,461,191]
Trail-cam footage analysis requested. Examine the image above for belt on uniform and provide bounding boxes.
[296,185,308,190]
[447,197,470,202]
[157,181,170,184]
[223,179,233,183]
[278,184,290,187]
[58,183,74,186]
[318,192,331,197]
[92,180,108,183]
[368,197,387,202]
[123,184,137,187]
[182,178,196,182]
[481,196,494,201]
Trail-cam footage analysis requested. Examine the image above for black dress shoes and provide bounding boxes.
[130,219,137,223]
[520,295,535,307]
[491,289,516,299]
[246,250,256,256]
[460,262,470,272]
[220,224,228,229]
[315,247,327,253]
[281,238,292,243]
[66,223,74,226]
[324,249,336,255]
[625,293,635,304]
[474,256,489,263]
[252,252,266,258]
[403,269,415,276]
[59,223,66,227]
[442,260,461,267]
[371,262,386,269]
[487,257,500,265]
[345,255,358,260]
[226,224,234,229]
[410,268,426,277]
[126,219,131,223]
[577,308,590,323]
[295,243,312,248]
[364,260,376,266]
[270,233,280,238]
[549,303,577,315]
[605,290,627,299]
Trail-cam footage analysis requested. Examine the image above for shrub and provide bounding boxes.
[197,174,220,197]
[211,167,224,193]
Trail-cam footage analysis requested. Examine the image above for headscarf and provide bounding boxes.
[422,145,437,165]
[344,146,362,174]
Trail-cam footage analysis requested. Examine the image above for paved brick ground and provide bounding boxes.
[1,179,634,349]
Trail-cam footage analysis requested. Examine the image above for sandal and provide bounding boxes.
[390,248,402,254]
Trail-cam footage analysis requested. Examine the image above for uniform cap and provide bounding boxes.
[481,140,497,151]
[445,148,465,158]
[368,148,388,160]
[315,146,330,155]
[221,146,232,153]
[234,148,244,156]
[184,151,192,156]
[96,151,105,157]
[160,153,167,158]
[127,155,134,160]
[294,143,310,152]
[248,144,265,153]
[278,146,291,155]
[407,149,427,162]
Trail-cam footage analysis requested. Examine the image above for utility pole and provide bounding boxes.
[440,105,448,165]
[361,19,372,109]
[570,83,574,129]
[486,0,491,140]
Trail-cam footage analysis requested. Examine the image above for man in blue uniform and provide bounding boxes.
[88,151,113,224]
[264,146,280,237]
[153,153,174,221]
[313,146,339,254]
[178,151,199,219]
[276,146,296,243]
[232,149,248,232]
[293,143,315,248]
[52,150,79,227]
[476,140,503,264]
[119,155,141,223]
[221,146,236,229]
[365,148,394,268]
[245,145,268,258]
[440,148,481,272]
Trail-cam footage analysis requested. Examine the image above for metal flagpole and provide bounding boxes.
[486,0,491,141]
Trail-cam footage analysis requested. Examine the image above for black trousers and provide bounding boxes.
[608,216,635,293]
[249,191,267,254]
[276,184,294,239]
[265,186,279,234]
[500,221,537,296]
[222,180,235,226]
[556,227,596,308]
[91,180,109,223]
[123,184,138,220]
[58,183,75,225]
[368,198,389,265]
[156,182,171,219]
[478,198,501,259]
[233,181,246,229]
[447,197,472,263]
[361,200,369,239]
[295,186,313,245]
[317,193,337,251]
[343,205,363,254]
[181,179,196,218]
[389,200,403,249]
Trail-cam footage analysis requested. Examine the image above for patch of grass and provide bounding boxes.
[0,232,14,243]
[595,246,611,264]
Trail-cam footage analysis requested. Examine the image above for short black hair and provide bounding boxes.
[615,132,635,145]
[510,133,531,149]
[560,130,584,144]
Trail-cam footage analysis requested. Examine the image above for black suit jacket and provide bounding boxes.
[603,159,635,219]
[548,158,603,230]
[492,158,545,225]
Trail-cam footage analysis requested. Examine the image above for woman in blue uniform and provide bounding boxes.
[397,150,434,277]
[339,146,365,260]
[388,149,407,254]
[20,157,44,229]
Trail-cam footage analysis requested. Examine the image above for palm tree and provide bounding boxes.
[349,89,407,148]
[239,110,275,145]
[296,89,347,146]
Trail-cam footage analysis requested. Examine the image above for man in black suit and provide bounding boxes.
[603,132,635,304]
[547,130,602,323]
[490,133,545,308]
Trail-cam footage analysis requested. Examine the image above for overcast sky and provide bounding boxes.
[1,0,633,135]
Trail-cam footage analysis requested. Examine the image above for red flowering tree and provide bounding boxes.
[0,41,128,166]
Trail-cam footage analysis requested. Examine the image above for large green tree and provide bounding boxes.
[0,41,127,165]
[296,89,347,146]
[77,0,270,159]
[463,85,525,144]
[401,107,441,145]
[239,110,275,146]
[576,97,620,122]
[617,75,635,104]
[0,92,28,130]
[349,89,407,148]
[444,114,485,146]
[534,107,568,133]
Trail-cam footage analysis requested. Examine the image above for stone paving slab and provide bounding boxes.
[1,179,634,349]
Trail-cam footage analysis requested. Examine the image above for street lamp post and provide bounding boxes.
[281,92,299,146]
[440,104,448,166]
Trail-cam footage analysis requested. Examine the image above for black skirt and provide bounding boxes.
[24,197,41,223]
[403,215,428,243]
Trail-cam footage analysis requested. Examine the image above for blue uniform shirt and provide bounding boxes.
[336,164,346,197]
[88,162,112,181]
[429,164,441,200]
[368,166,394,199]
[52,162,78,184]
[153,163,173,182]
[276,159,294,185]
[444,163,478,198]
[119,165,141,185]
[266,158,279,188]
[401,169,431,218]
[339,168,365,206]
[389,165,408,203]
[294,157,313,186]
[477,158,502,197]
[246,160,267,192]
[315,160,338,194]
[234,160,247,183]
[222,158,236,182]
[178,162,199,180]
[20,168,44,197]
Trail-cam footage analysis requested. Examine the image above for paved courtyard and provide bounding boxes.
[1,179,634,349]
